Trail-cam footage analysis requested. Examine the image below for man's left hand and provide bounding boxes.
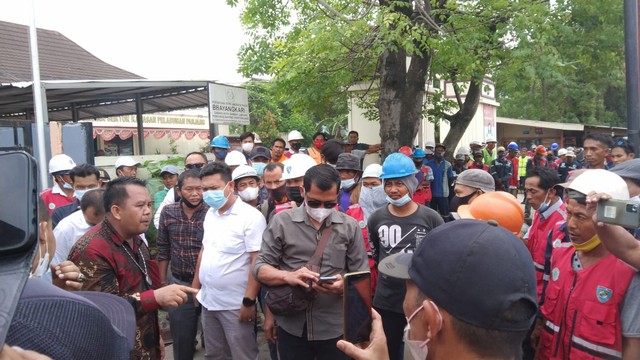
[312,274,343,295]
[239,303,256,323]
[51,261,83,291]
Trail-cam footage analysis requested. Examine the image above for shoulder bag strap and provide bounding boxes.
[306,224,334,272]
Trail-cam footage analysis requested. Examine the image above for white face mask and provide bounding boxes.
[242,143,254,153]
[31,232,50,278]
[305,204,334,222]
[403,301,443,360]
[238,186,260,202]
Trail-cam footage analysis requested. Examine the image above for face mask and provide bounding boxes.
[403,301,443,360]
[74,189,88,201]
[306,203,334,222]
[252,162,267,176]
[215,150,227,160]
[31,232,50,278]
[572,234,602,252]
[498,154,505,160]
[414,161,423,168]
[340,178,356,190]
[241,143,254,153]
[360,185,387,219]
[313,140,325,149]
[58,176,73,190]
[547,155,553,160]
[203,183,230,210]
[239,186,260,202]
[181,197,202,209]
[386,194,411,207]
[434,154,443,161]
[449,191,477,212]
[537,191,551,213]
[291,143,302,151]
[269,184,288,202]
[286,186,305,204]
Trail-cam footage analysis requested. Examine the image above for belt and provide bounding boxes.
[173,272,194,283]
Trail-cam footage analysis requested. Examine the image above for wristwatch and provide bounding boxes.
[242,297,256,307]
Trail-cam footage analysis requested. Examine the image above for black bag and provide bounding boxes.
[264,224,334,316]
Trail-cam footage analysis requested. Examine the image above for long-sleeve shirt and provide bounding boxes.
[490,157,513,190]
[156,201,209,282]
[69,219,161,360]
[254,205,368,341]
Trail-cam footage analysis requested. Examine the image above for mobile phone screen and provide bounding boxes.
[343,271,372,344]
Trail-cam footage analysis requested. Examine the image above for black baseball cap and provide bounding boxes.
[379,219,537,331]
[250,146,271,161]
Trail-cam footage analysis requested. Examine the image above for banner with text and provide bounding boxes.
[208,83,250,125]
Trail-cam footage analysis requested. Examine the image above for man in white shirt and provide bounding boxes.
[54,188,105,263]
[192,162,266,360]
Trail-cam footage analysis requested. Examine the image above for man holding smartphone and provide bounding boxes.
[254,164,368,360]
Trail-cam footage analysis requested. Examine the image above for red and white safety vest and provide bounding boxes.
[539,246,635,359]
[346,204,378,295]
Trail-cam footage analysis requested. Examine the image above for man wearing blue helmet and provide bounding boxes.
[368,153,444,360]
[210,135,230,162]
[506,142,520,197]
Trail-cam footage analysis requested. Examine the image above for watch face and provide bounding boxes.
[243,297,255,306]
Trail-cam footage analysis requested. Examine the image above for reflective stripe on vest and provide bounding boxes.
[572,336,622,359]
[533,261,545,271]
[545,320,560,333]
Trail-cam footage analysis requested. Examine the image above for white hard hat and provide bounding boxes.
[362,164,383,179]
[114,156,140,169]
[567,169,629,200]
[425,140,436,148]
[225,150,248,167]
[232,164,259,181]
[48,154,76,174]
[288,130,304,142]
[486,137,497,143]
[558,148,568,156]
[456,147,470,156]
[470,140,483,147]
[281,154,317,180]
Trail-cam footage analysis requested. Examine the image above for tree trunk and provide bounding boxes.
[442,79,482,159]
[377,51,430,159]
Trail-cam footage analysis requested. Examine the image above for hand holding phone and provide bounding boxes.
[318,276,338,284]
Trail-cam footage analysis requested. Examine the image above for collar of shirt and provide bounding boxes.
[290,203,344,227]
[52,182,65,195]
[540,198,564,220]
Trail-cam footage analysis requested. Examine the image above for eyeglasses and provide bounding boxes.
[185,163,206,170]
[307,199,338,209]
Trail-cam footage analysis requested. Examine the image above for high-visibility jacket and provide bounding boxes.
[518,155,529,179]
[526,201,567,300]
[539,246,635,359]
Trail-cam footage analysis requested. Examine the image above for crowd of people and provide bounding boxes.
[5,128,640,360]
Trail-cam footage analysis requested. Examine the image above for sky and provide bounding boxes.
[0,0,249,84]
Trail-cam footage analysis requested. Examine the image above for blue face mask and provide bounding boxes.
[215,150,227,160]
[386,194,412,207]
[252,162,267,176]
[537,191,551,213]
[203,183,230,210]
[62,181,73,190]
[74,189,88,201]
[340,178,356,190]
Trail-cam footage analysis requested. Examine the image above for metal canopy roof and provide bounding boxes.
[0,80,213,122]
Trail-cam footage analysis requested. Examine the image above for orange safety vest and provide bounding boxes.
[539,246,635,359]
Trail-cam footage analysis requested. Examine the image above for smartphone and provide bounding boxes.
[318,276,337,284]
[596,199,640,229]
[343,271,372,344]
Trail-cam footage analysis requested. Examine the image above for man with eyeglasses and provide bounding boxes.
[367,153,444,360]
[611,138,636,166]
[154,152,209,229]
[254,164,368,360]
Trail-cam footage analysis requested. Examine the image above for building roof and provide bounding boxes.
[0,20,142,83]
[496,117,584,131]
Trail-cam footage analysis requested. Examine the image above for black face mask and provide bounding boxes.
[286,186,304,204]
[181,197,202,209]
[291,143,302,151]
[269,184,288,202]
[434,154,443,161]
[413,161,423,168]
[449,191,477,212]
[547,155,553,160]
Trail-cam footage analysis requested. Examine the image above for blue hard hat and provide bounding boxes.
[551,143,559,150]
[210,135,230,149]
[381,153,420,179]
[507,142,519,151]
[413,148,426,159]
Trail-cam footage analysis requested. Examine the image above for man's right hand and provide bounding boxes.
[284,268,319,288]
[154,284,199,308]
[336,309,389,360]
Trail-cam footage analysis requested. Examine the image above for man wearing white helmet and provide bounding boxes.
[233,165,264,210]
[114,156,141,178]
[225,150,248,172]
[284,130,307,158]
[483,137,498,166]
[281,154,317,208]
[41,154,77,214]
[534,170,640,359]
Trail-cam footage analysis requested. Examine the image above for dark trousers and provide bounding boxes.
[258,288,279,360]
[429,196,450,219]
[375,307,406,360]
[277,325,348,360]
[167,278,200,360]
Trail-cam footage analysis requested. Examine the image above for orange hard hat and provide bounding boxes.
[535,145,547,155]
[398,146,413,157]
[456,192,524,234]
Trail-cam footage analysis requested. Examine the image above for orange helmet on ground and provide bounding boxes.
[398,146,413,157]
[456,192,524,234]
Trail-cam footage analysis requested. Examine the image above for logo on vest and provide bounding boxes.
[596,286,613,303]
[358,220,366,229]
[553,239,561,248]
[552,268,560,281]
[48,202,55,210]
